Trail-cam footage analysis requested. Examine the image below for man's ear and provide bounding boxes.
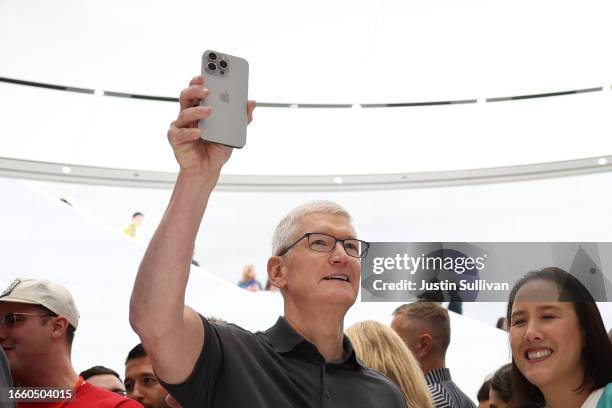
[267,256,287,290]
[416,333,433,357]
[49,316,69,341]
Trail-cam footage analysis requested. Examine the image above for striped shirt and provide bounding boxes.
[425,368,476,408]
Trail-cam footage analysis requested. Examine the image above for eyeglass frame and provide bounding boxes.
[0,312,55,329]
[277,232,370,258]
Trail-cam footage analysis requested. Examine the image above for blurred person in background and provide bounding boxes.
[496,317,508,332]
[237,264,262,292]
[506,268,612,408]
[0,278,140,407]
[488,364,512,408]
[476,378,490,408]
[346,320,434,408]
[124,212,144,238]
[391,302,476,408]
[80,365,126,396]
[125,344,170,408]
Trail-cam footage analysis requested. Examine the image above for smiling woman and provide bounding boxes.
[505,268,612,408]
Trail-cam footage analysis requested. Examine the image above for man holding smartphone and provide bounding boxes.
[129,76,406,407]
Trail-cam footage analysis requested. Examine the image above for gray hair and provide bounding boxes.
[271,200,352,256]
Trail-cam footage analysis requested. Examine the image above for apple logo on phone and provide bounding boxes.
[220,91,230,103]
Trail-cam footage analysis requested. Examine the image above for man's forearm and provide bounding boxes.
[130,170,219,336]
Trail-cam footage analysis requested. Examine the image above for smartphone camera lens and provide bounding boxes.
[219,60,228,69]
[207,62,217,71]
[219,70,225,75]
[208,52,218,61]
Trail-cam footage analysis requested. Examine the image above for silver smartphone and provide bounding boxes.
[198,50,249,148]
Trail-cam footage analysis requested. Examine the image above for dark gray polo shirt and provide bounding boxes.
[161,315,406,408]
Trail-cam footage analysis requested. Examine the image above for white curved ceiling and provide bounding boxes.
[1,81,611,175]
[2,0,611,101]
[1,0,611,175]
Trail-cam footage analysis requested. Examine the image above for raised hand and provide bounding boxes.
[167,75,255,176]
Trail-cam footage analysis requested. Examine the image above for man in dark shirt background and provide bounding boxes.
[129,76,406,407]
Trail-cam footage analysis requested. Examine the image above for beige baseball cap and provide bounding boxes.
[0,278,79,330]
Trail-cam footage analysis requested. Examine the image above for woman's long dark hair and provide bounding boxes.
[506,267,612,408]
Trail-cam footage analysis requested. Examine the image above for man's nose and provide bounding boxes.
[128,383,145,402]
[329,241,349,262]
[0,325,8,341]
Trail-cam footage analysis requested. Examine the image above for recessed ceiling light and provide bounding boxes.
[93,89,104,97]
[333,176,343,184]
[598,158,607,165]
[290,104,298,108]
[61,166,71,174]
[351,104,361,109]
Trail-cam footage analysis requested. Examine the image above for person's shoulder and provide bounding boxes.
[597,383,612,408]
[78,383,142,407]
[203,315,258,341]
[203,315,248,332]
[359,367,406,405]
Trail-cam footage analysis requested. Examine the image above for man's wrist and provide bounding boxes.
[178,167,221,183]
[177,167,221,187]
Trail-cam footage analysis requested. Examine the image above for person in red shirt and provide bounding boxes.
[0,278,142,408]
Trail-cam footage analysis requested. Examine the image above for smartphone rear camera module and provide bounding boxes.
[207,62,217,71]
[208,52,218,61]
[219,59,228,69]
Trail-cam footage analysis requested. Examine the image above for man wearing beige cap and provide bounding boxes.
[0,278,141,408]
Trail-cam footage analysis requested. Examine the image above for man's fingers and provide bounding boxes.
[179,85,209,111]
[189,75,203,86]
[247,100,256,125]
[174,106,212,128]
[167,127,201,146]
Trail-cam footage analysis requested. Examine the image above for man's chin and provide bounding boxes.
[320,289,358,308]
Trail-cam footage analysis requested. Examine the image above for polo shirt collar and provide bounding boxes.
[264,316,305,353]
[263,316,363,368]
[425,367,452,385]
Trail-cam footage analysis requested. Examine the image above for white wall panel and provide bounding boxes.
[0,177,520,400]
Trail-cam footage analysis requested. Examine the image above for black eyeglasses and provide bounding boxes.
[0,312,54,329]
[278,232,370,258]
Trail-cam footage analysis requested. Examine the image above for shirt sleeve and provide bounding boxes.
[158,315,225,408]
